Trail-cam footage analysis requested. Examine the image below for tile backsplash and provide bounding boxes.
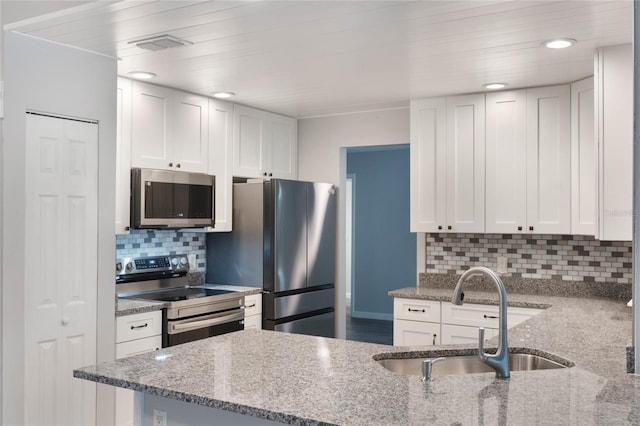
[116,229,207,272]
[426,233,632,285]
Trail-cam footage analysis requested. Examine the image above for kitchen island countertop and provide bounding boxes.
[79,291,639,425]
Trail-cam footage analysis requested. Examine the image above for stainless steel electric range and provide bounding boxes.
[116,254,245,347]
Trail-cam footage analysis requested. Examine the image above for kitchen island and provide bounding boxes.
[76,293,639,425]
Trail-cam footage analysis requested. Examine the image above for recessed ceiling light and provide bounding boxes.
[483,83,508,90]
[127,71,157,79]
[542,38,577,49]
[212,92,235,99]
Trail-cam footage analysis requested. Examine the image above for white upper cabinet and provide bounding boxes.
[571,77,596,236]
[116,77,132,234]
[526,85,571,234]
[485,90,527,233]
[233,105,297,179]
[485,85,570,234]
[131,81,208,173]
[446,94,485,233]
[410,95,484,233]
[208,99,234,232]
[410,97,447,232]
[595,44,633,241]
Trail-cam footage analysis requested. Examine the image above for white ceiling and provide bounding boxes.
[5,0,633,118]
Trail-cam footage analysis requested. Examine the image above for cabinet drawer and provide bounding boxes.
[441,324,497,345]
[116,335,162,359]
[244,293,262,318]
[441,302,500,328]
[116,311,162,343]
[393,298,441,322]
[393,319,440,346]
[442,302,543,329]
[243,314,262,330]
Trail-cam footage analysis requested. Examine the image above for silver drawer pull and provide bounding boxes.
[245,303,256,308]
[408,308,426,313]
[130,323,148,330]
[483,314,499,319]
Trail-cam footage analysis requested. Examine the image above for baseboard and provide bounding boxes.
[351,310,393,321]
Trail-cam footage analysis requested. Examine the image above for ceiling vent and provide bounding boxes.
[129,34,193,51]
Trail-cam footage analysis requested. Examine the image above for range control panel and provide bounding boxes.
[116,254,189,277]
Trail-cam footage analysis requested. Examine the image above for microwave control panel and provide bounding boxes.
[116,254,189,277]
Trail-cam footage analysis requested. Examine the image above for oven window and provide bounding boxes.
[145,182,212,219]
[165,320,243,347]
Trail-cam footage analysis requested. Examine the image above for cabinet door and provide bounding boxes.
[571,77,596,236]
[526,85,571,234]
[267,113,298,179]
[131,81,172,170]
[485,90,527,234]
[441,324,497,345]
[393,319,440,346]
[446,94,485,233]
[596,44,633,241]
[208,99,234,232]
[233,105,265,178]
[243,315,262,330]
[410,97,447,232]
[116,77,132,234]
[171,91,209,173]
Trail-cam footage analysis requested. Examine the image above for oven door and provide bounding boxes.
[164,309,244,347]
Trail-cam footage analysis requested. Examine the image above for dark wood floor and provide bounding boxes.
[345,313,393,346]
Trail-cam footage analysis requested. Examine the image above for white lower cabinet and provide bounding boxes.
[243,294,263,330]
[115,311,162,426]
[394,319,440,346]
[441,324,498,345]
[393,297,543,346]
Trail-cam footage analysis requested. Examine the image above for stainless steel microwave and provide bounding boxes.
[131,168,215,229]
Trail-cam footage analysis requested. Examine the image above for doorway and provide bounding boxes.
[344,144,416,345]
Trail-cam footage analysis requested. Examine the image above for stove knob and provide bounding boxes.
[125,262,133,272]
[179,257,188,266]
[171,257,179,267]
[116,262,122,272]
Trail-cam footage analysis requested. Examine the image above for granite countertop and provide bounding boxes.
[78,291,639,425]
[115,284,263,316]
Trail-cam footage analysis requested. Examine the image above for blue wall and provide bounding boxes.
[347,145,416,320]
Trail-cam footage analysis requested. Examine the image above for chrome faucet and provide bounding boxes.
[452,267,510,379]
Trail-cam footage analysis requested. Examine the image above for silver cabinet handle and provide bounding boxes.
[131,323,148,330]
[245,303,256,308]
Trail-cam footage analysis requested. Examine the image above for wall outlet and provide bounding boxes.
[497,257,508,274]
[153,409,167,426]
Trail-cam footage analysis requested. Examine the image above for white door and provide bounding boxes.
[268,113,298,179]
[526,85,571,234]
[172,92,209,173]
[233,105,265,178]
[571,77,596,236]
[446,94,485,233]
[24,113,98,426]
[208,99,234,232]
[485,90,527,234]
[131,81,172,170]
[409,97,447,232]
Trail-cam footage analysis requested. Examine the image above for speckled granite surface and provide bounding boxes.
[419,272,632,300]
[116,284,263,316]
[78,294,639,425]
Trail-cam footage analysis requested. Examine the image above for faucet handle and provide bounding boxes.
[478,327,487,358]
[422,357,446,381]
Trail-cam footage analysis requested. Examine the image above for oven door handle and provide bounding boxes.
[169,311,245,333]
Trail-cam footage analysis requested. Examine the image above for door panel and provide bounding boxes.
[272,180,307,292]
[25,113,98,425]
[307,183,336,287]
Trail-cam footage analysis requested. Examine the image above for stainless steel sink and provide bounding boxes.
[376,353,571,377]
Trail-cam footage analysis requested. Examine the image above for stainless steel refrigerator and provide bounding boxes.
[206,179,336,338]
